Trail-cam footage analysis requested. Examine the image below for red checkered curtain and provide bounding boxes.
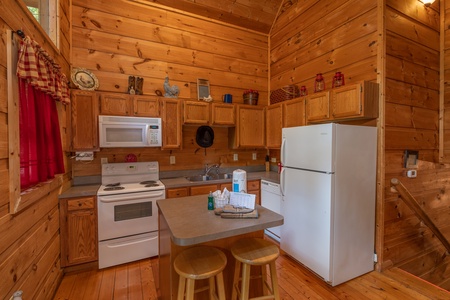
[16,36,67,190]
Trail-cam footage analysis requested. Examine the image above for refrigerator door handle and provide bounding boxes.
[280,167,285,196]
[281,137,286,165]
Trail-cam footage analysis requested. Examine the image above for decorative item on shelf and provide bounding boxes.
[314,73,325,92]
[270,85,300,104]
[163,76,180,98]
[332,72,345,88]
[127,76,144,95]
[243,89,259,105]
[299,86,307,96]
[71,67,99,91]
[125,153,137,162]
[223,94,232,103]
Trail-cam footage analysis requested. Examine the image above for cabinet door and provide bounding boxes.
[161,99,182,149]
[236,105,265,148]
[331,84,362,119]
[183,101,210,124]
[99,93,131,116]
[283,97,305,127]
[306,91,329,122]
[266,103,283,148]
[71,90,99,151]
[166,187,189,198]
[60,197,98,267]
[133,95,160,117]
[190,184,218,196]
[211,103,235,126]
[247,180,261,205]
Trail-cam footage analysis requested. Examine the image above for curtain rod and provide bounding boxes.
[15,30,25,39]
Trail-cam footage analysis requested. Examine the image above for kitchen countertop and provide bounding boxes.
[58,171,280,199]
[161,171,280,189]
[58,184,100,199]
[157,194,284,246]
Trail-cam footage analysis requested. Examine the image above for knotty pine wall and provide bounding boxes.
[383,0,450,289]
[0,0,72,299]
[271,0,450,289]
[70,0,270,176]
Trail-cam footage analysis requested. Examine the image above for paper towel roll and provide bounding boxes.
[232,169,247,193]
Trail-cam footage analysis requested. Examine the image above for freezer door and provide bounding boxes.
[281,124,334,173]
[280,167,333,282]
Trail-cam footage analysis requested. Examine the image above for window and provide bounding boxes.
[22,0,59,48]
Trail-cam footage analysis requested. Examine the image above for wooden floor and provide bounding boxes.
[53,252,450,300]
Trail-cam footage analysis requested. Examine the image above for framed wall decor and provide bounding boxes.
[197,78,210,100]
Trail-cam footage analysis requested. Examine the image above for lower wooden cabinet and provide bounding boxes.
[165,180,260,204]
[60,196,98,267]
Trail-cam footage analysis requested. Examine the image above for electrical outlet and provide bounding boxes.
[101,157,108,164]
[170,155,176,164]
[233,154,238,161]
[75,152,94,161]
[252,153,257,160]
[271,157,277,163]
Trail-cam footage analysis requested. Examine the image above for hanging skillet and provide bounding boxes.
[196,125,214,148]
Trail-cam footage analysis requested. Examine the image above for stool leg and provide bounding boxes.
[215,272,226,300]
[261,264,268,295]
[185,278,195,300]
[177,277,186,300]
[241,263,251,300]
[208,277,216,299]
[232,260,241,300]
[269,261,280,300]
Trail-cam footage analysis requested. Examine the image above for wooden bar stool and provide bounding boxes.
[174,246,227,300]
[231,238,280,300]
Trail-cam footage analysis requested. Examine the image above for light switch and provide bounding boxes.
[233,154,238,161]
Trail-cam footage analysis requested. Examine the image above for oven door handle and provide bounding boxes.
[98,190,165,203]
[107,235,158,248]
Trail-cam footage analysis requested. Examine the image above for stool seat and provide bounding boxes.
[174,246,227,300]
[231,238,280,300]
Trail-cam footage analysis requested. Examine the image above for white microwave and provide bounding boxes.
[99,115,162,148]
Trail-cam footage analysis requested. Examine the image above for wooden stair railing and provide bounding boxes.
[390,178,450,256]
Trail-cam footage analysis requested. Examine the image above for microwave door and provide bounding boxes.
[101,124,148,147]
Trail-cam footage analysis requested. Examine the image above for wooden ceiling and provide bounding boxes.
[141,0,286,33]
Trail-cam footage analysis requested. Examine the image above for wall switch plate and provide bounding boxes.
[271,157,276,163]
[233,154,238,161]
[252,153,257,160]
[170,155,176,164]
[101,157,108,164]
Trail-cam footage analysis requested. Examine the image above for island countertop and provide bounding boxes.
[156,194,284,246]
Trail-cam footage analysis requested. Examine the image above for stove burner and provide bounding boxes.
[106,182,121,187]
[104,186,125,191]
[144,183,159,187]
[140,180,157,185]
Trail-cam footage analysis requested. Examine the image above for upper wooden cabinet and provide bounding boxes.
[283,97,306,128]
[266,103,283,149]
[306,91,330,122]
[331,81,379,120]
[230,105,265,148]
[70,90,99,151]
[183,101,210,124]
[211,103,235,126]
[161,98,182,149]
[306,81,379,123]
[183,101,235,126]
[100,93,159,117]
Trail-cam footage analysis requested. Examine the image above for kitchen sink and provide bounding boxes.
[186,173,232,182]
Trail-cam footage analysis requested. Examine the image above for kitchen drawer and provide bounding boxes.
[219,183,232,191]
[67,197,95,211]
[190,184,218,196]
[247,180,260,191]
[166,187,189,198]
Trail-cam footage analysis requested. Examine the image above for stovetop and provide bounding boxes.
[97,161,165,196]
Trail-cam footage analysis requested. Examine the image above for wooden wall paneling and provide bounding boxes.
[71,6,268,63]
[385,79,439,110]
[72,0,270,48]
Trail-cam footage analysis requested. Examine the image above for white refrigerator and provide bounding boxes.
[280,123,377,286]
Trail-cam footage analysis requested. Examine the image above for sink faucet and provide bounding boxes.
[204,164,220,176]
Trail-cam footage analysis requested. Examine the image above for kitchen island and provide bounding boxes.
[157,194,284,299]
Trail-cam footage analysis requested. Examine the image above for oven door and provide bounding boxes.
[97,190,164,241]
